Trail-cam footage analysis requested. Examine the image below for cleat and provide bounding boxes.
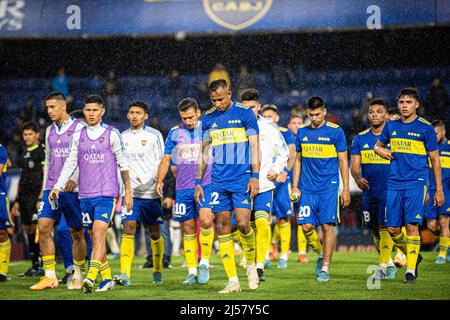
[403,272,416,284]
[415,253,423,279]
[239,257,247,269]
[218,281,241,294]
[264,259,271,269]
[374,268,386,280]
[140,260,153,269]
[394,253,407,268]
[317,271,329,282]
[113,273,131,286]
[18,267,37,277]
[82,278,94,294]
[152,272,163,285]
[315,257,324,277]
[256,268,265,282]
[182,274,198,285]
[33,267,45,277]
[30,276,59,290]
[269,244,278,261]
[298,254,309,264]
[436,256,446,265]
[385,266,397,280]
[277,258,288,269]
[0,274,10,282]
[198,265,209,285]
[163,260,172,269]
[59,271,73,285]
[67,273,83,290]
[247,266,259,290]
[95,279,115,292]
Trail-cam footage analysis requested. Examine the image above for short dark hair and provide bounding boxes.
[307,96,325,109]
[69,109,85,119]
[45,91,66,101]
[128,101,149,113]
[209,79,228,93]
[240,88,259,102]
[432,119,445,129]
[178,98,199,112]
[397,87,420,101]
[83,94,103,105]
[22,121,39,133]
[388,106,400,116]
[369,98,387,109]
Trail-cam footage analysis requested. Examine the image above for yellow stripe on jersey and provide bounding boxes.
[210,127,248,146]
[205,107,216,115]
[418,117,431,125]
[360,150,390,164]
[301,143,337,158]
[391,138,426,155]
[440,156,450,168]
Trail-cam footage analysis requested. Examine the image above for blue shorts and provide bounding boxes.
[80,196,117,230]
[0,195,13,230]
[362,200,386,229]
[38,190,83,230]
[297,189,340,226]
[252,189,273,214]
[121,197,163,226]
[174,185,211,222]
[272,181,294,219]
[425,189,450,220]
[385,186,427,227]
[210,181,251,214]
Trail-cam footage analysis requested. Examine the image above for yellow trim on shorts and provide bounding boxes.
[337,189,341,224]
[422,185,427,206]
[109,198,117,224]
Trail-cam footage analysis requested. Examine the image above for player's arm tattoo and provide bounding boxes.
[196,140,210,180]
[121,170,132,192]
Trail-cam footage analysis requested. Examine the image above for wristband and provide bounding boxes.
[251,172,259,179]
[195,178,202,186]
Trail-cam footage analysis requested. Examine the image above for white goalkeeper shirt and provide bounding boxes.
[121,125,164,199]
[257,115,289,193]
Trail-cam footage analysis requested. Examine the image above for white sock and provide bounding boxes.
[298,251,306,255]
[246,263,255,271]
[265,251,270,260]
[379,263,388,272]
[388,258,395,267]
[45,270,56,279]
[406,268,415,276]
[199,259,209,267]
[229,276,239,283]
[318,253,324,259]
[188,268,198,276]
[280,253,288,260]
[321,262,329,273]
[256,262,264,269]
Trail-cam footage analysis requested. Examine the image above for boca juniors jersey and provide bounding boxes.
[428,138,450,191]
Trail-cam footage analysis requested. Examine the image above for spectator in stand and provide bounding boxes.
[388,106,401,121]
[235,65,254,99]
[290,102,307,123]
[360,91,373,124]
[208,63,231,88]
[19,97,37,123]
[89,73,103,93]
[104,70,121,121]
[425,78,448,123]
[51,68,69,97]
[169,68,181,92]
[350,107,365,139]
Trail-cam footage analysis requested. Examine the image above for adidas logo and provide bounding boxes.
[223,254,229,258]
[410,250,417,255]
[383,246,389,249]
[302,136,308,141]
[90,144,96,149]
[446,208,450,212]
[157,217,163,222]
[242,199,249,205]
[212,123,218,128]
[392,131,397,136]
[363,144,369,149]
[102,213,108,219]
[186,249,191,253]
[57,140,61,144]
[266,203,271,207]
[201,243,209,246]
[415,214,421,219]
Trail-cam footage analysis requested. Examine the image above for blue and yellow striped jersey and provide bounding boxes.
[202,101,259,185]
[0,144,7,195]
[378,116,438,190]
[428,138,450,191]
[351,128,390,202]
[296,121,347,193]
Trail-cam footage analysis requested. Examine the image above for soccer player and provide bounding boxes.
[114,101,165,286]
[241,92,289,281]
[11,122,45,278]
[0,144,13,282]
[350,98,398,279]
[425,120,450,264]
[195,79,260,293]
[290,96,351,282]
[375,87,444,284]
[28,93,88,291]
[155,98,215,285]
[50,94,132,293]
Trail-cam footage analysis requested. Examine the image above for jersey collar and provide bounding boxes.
[27,144,39,152]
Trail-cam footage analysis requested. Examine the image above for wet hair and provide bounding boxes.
[22,121,39,133]
[209,79,228,93]
[177,98,199,112]
[307,96,325,109]
[45,91,66,101]
[240,88,259,102]
[128,101,149,113]
[397,87,419,102]
[83,94,103,105]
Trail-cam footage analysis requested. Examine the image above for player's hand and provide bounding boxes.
[341,189,351,208]
[356,178,369,190]
[247,178,259,198]
[375,147,394,160]
[11,201,20,217]
[425,193,430,205]
[163,197,173,209]
[124,191,133,212]
[155,180,164,198]
[266,170,278,181]
[194,185,205,206]
[434,189,445,208]
[290,187,301,202]
[275,171,288,184]
[49,188,60,201]
[64,179,77,192]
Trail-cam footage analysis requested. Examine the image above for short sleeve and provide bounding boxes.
[284,130,296,146]
[378,123,390,145]
[0,147,7,165]
[164,128,178,156]
[295,134,302,153]
[201,115,211,142]
[350,135,361,156]
[39,145,46,164]
[424,124,439,152]
[335,127,347,153]
[242,109,259,136]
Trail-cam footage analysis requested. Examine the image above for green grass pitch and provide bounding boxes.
[1,252,449,300]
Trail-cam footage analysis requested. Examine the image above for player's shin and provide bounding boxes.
[279,221,291,261]
[218,234,237,280]
[255,211,270,269]
[379,228,394,270]
[42,255,57,279]
[438,236,449,258]
[391,230,408,255]
[0,238,11,275]
[240,227,256,267]
[184,233,198,274]
[151,236,164,273]
[297,226,307,254]
[100,260,112,280]
[406,235,421,273]
[120,234,135,278]
[304,228,323,255]
[200,227,214,266]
